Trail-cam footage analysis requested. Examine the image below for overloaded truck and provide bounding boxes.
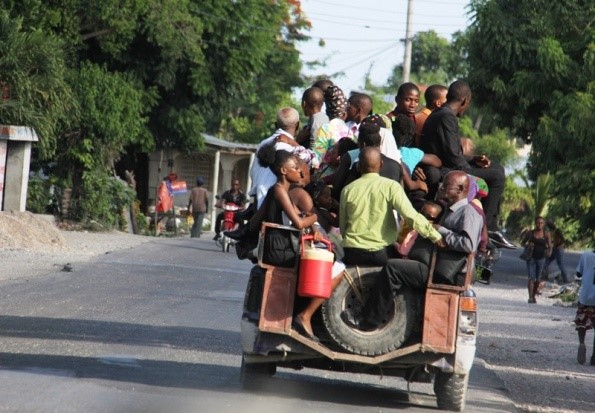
[240,223,478,412]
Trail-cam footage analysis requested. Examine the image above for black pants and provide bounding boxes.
[468,163,505,231]
[343,246,396,267]
[361,259,429,326]
[422,163,505,231]
[215,211,243,234]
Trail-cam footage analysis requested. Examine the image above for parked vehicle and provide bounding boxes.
[240,223,478,411]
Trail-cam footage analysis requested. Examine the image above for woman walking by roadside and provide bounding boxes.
[522,216,552,303]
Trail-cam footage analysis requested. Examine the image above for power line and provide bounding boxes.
[300,43,397,57]
[193,9,398,43]
[307,7,468,21]
[330,43,397,77]
[306,11,468,28]
[304,0,470,16]
[323,42,398,66]
[309,16,399,32]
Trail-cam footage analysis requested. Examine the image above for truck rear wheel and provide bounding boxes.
[321,267,420,356]
[434,371,468,412]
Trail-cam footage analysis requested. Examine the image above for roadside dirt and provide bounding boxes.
[0,211,151,280]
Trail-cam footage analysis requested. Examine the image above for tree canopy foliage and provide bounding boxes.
[0,0,309,226]
[387,30,469,89]
[467,0,595,244]
[0,10,75,158]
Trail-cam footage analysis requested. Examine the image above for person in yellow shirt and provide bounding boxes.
[339,147,444,266]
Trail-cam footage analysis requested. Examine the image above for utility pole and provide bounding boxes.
[403,0,414,83]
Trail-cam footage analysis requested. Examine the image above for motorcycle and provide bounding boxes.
[475,238,502,284]
[215,197,241,253]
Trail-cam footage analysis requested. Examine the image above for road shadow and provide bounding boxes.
[0,315,241,354]
[0,352,435,410]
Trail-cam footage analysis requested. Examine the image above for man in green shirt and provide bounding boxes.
[339,147,444,266]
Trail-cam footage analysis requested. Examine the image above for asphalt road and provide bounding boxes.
[0,236,521,412]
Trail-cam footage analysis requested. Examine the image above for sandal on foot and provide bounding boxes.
[292,316,319,343]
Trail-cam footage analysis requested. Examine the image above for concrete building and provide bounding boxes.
[0,125,38,212]
[147,134,257,231]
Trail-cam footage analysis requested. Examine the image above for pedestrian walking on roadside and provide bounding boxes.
[188,177,209,238]
[543,221,569,283]
[522,216,552,303]
[575,250,595,365]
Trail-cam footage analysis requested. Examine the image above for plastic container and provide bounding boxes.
[298,235,333,298]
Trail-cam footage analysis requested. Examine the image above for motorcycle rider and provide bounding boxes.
[213,179,247,240]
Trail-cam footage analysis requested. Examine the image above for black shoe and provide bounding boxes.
[246,251,258,264]
[235,241,251,260]
[488,231,517,249]
[212,234,219,241]
[340,310,376,332]
[225,225,250,241]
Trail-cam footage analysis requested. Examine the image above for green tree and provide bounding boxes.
[387,30,467,90]
[471,128,518,167]
[0,11,75,160]
[2,1,310,226]
[467,0,595,245]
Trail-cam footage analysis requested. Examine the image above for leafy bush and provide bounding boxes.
[69,170,135,230]
[26,176,53,214]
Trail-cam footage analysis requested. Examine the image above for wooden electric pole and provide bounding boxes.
[403,0,414,83]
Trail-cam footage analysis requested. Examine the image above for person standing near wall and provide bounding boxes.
[188,176,209,238]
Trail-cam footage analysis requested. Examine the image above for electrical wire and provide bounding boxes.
[329,42,398,77]
[304,0,471,15]
[193,8,401,42]
[306,11,469,28]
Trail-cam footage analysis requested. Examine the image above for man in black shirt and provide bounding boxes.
[331,118,402,201]
[419,80,515,249]
[213,179,248,240]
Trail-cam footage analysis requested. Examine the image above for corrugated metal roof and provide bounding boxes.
[203,134,257,152]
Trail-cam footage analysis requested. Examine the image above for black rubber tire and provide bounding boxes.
[240,355,276,389]
[434,371,469,412]
[321,267,419,356]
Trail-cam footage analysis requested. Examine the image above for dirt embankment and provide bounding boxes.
[0,211,151,280]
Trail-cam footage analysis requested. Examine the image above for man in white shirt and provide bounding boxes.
[249,107,316,207]
[345,92,400,163]
[345,92,372,139]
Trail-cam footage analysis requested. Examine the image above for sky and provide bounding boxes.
[297,0,472,95]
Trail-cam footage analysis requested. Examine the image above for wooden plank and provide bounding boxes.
[258,267,297,332]
[422,288,459,353]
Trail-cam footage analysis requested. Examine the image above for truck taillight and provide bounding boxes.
[460,297,477,311]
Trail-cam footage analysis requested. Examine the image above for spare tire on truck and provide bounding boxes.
[321,266,420,356]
